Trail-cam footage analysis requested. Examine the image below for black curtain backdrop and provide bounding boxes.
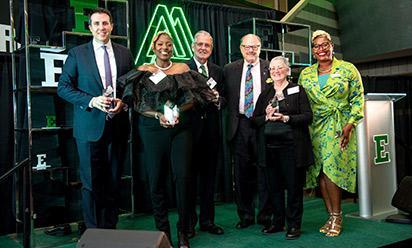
[0,53,15,234]
[362,76,412,181]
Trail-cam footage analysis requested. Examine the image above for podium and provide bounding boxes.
[356,93,406,219]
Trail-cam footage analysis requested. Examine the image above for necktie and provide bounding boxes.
[103,45,112,88]
[103,45,115,119]
[199,64,208,77]
[244,64,254,118]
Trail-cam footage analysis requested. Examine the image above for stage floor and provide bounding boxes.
[2,197,412,248]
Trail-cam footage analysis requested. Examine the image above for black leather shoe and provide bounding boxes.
[261,225,284,234]
[178,232,190,248]
[286,227,301,240]
[44,224,72,236]
[200,224,224,235]
[186,229,195,239]
[235,219,254,229]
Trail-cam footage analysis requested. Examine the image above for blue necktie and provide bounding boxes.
[244,64,254,118]
[103,45,112,88]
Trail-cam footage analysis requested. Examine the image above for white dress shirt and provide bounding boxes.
[239,59,261,114]
[92,39,117,98]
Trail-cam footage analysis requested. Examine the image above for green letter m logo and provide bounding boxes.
[373,134,391,165]
[135,4,194,65]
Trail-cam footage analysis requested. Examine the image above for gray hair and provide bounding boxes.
[270,56,290,69]
[192,30,213,47]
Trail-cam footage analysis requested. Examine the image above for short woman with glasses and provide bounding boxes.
[253,56,313,240]
[298,30,364,237]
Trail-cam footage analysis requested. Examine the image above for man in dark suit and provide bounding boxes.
[187,30,224,236]
[223,34,272,230]
[57,8,134,229]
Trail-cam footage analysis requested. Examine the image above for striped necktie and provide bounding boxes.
[200,64,208,77]
[244,64,254,118]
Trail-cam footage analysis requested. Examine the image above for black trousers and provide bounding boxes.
[232,116,272,223]
[191,113,220,227]
[264,144,306,229]
[76,120,126,229]
[138,116,193,234]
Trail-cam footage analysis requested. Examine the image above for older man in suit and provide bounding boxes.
[57,8,134,229]
[187,30,224,237]
[223,34,272,229]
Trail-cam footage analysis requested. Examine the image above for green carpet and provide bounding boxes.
[2,198,412,247]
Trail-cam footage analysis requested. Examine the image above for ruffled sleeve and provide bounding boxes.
[117,69,147,111]
[173,70,216,107]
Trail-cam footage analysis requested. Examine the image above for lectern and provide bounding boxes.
[356,93,406,218]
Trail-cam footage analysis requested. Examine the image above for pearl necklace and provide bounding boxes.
[154,61,173,71]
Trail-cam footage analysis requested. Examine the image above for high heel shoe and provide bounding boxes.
[177,231,190,248]
[319,212,332,234]
[326,212,342,237]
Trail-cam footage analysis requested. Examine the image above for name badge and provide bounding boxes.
[149,70,167,84]
[331,73,341,78]
[287,86,299,95]
[206,77,217,89]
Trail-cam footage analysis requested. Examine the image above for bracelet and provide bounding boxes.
[154,112,159,119]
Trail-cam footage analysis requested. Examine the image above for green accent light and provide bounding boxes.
[70,0,98,33]
[135,4,194,65]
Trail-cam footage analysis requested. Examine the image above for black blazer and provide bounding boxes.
[253,82,314,168]
[57,41,134,142]
[187,58,224,138]
[223,58,270,141]
[187,58,224,100]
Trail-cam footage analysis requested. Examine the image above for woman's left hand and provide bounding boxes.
[108,98,125,114]
[340,123,354,150]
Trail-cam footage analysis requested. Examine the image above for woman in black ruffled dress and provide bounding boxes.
[119,31,215,248]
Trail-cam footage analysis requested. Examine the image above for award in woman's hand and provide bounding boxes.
[163,101,179,125]
[269,96,279,114]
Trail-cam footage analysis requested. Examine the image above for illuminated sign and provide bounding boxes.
[71,0,98,33]
[135,4,194,65]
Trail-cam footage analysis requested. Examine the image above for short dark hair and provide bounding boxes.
[88,7,113,25]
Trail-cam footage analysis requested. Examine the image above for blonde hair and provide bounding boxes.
[312,30,332,43]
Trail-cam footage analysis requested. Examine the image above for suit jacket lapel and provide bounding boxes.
[188,58,197,71]
[87,41,104,90]
[235,59,244,101]
[259,59,269,90]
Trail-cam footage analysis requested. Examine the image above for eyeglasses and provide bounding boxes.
[241,44,260,50]
[269,66,286,71]
[312,42,331,51]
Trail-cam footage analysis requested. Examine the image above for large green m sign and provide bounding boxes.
[373,134,391,165]
[135,4,194,65]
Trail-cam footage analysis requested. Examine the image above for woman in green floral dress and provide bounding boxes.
[298,30,364,237]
